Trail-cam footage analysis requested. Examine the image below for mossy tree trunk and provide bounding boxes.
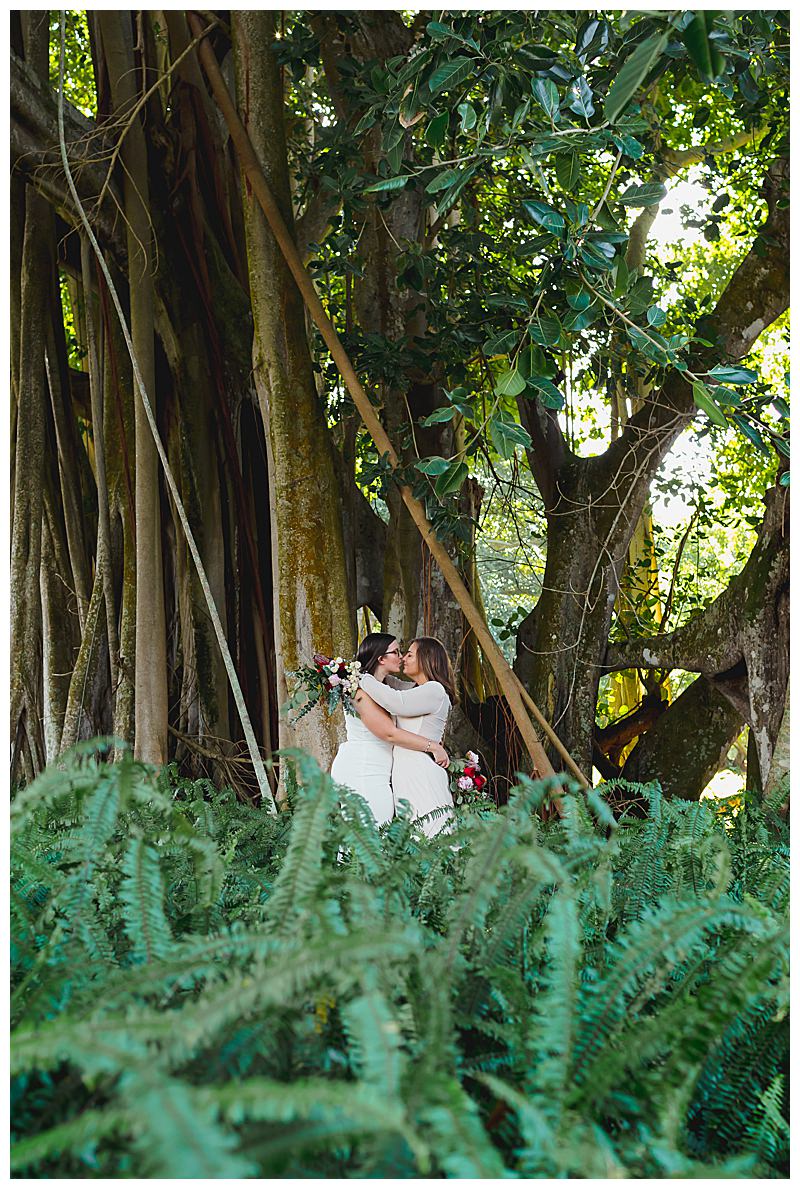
[96,11,168,765]
[233,10,355,778]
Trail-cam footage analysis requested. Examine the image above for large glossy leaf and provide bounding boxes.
[414,456,451,476]
[692,381,728,428]
[490,412,532,459]
[434,459,469,497]
[708,364,759,385]
[495,367,528,397]
[419,406,459,427]
[682,11,726,79]
[605,32,669,124]
[619,183,667,207]
[555,152,581,192]
[426,167,461,194]
[428,57,474,95]
[523,200,565,235]
[425,112,449,150]
[527,376,565,409]
[568,76,595,120]
[365,175,409,193]
[529,311,563,347]
[532,78,560,120]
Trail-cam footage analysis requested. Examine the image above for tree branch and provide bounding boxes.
[11,49,125,260]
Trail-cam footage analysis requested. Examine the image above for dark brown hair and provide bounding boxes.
[356,632,398,677]
[411,636,456,703]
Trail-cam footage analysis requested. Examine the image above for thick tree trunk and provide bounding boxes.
[233,11,355,779]
[620,676,742,800]
[96,12,168,764]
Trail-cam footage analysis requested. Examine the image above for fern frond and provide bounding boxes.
[120,836,173,962]
[10,1108,131,1173]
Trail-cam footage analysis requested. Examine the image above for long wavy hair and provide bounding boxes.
[356,632,398,677]
[411,636,456,703]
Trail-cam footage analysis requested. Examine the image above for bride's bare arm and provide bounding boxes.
[354,692,449,766]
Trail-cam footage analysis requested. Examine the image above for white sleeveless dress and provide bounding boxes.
[359,674,454,838]
[330,710,394,826]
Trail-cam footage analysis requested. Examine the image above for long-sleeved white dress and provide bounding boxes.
[359,673,454,837]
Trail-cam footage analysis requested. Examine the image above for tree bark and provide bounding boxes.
[233,10,356,780]
[96,12,168,764]
[620,676,742,801]
[516,157,790,777]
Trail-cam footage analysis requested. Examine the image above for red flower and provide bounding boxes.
[474,774,487,790]
[463,766,476,778]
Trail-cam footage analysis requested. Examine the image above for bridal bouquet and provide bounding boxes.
[287,654,361,720]
[449,750,490,805]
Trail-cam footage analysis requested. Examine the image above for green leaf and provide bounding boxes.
[613,255,629,297]
[646,305,667,327]
[682,11,726,79]
[555,152,581,192]
[580,241,615,270]
[779,470,790,486]
[490,412,532,459]
[523,200,565,235]
[692,381,728,428]
[484,330,519,356]
[605,32,669,124]
[613,133,644,159]
[566,288,591,312]
[425,112,449,151]
[529,310,563,347]
[419,406,459,426]
[712,385,742,407]
[619,183,667,207]
[568,76,595,119]
[428,57,473,95]
[495,367,527,397]
[457,101,477,131]
[527,376,564,409]
[708,364,759,385]
[434,459,468,497]
[732,414,769,454]
[426,167,461,194]
[426,21,454,40]
[415,456,451,476]
[532,78,560,120]
[365,175,410,193]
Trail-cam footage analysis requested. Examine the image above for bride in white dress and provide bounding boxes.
[359,637,455,837]
[330,633,449,826]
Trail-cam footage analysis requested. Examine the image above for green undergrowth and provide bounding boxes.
[11,741,789,1177]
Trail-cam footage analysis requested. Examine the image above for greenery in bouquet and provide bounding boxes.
[287,654,361,720]
[449,749,491,805]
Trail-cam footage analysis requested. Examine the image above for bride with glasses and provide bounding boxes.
[330,632,449,828]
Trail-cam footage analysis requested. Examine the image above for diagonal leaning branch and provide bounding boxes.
[188,14,589,790]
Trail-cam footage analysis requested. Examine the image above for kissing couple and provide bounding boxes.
[330,633,455,837]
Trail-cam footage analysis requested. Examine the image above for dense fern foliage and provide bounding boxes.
[11,742,789,1177]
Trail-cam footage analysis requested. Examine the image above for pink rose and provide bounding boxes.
[458,775,474,791]
[328,674,341,686]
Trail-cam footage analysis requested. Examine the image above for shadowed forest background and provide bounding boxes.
[10,9,790,1178]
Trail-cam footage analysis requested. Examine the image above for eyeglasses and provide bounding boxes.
[382,647,401,657]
